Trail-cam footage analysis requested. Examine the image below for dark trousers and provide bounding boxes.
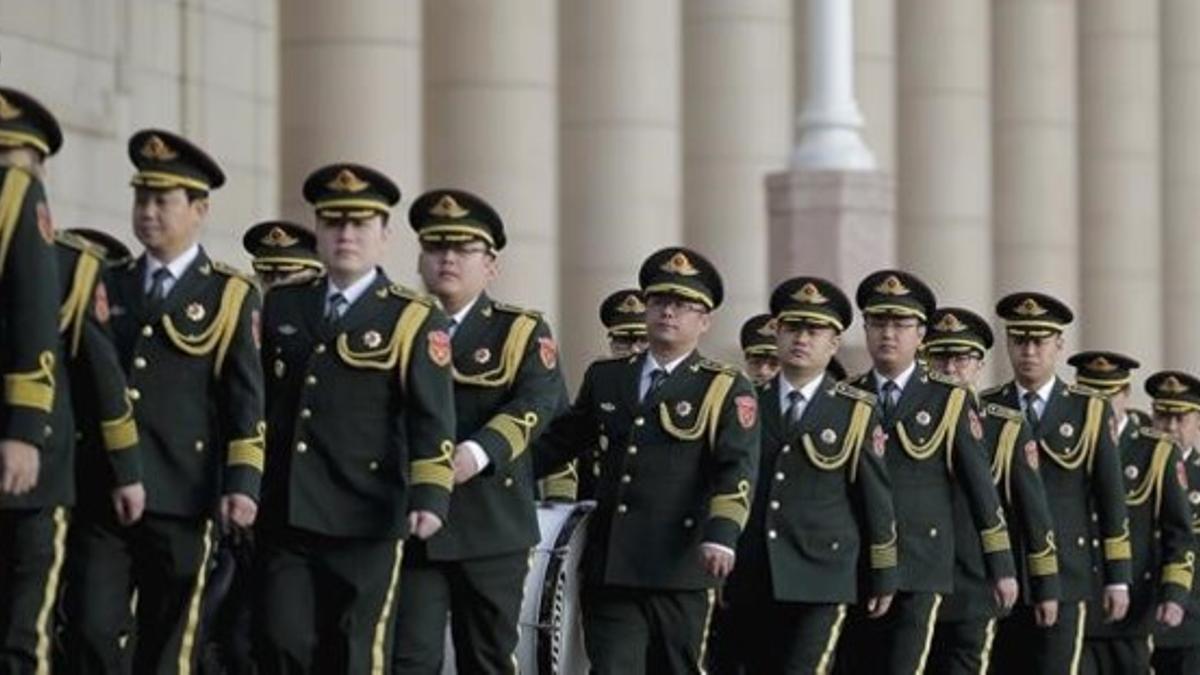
[0,507,68,675]
[717,597,847,675]
[1081,636,1151,675]
[254,526,404,675]
[992,600,1085,675]
[927,617,996,675]
[836,591,942,675]
[580,585,715,675]
[391,547,529,675]
[61,511,213,675]
[1150,645,1200,675]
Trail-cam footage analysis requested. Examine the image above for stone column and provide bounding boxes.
[683,0,792,361]
[1079,0,1162,372]
[559,0,683,380]
[279,0,422,277]
[424,0,558,320]
[1162,0,1200,372]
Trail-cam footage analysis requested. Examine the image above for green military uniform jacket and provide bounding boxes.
[1156,445,1200,648]
[849,364,1015,594]
[1087,424,1194,639]
[419,292,567,560]
[982,378,1132,600]
[55,233,142,509]
[105,248,264,516]
[535,350,760,590]
[941,401,1060,623]
[0,167,58,482]
[258,273,456,539]
[727,373,897,605]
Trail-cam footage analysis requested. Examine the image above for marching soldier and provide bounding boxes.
[981,293,1132,674]
[63,129,265,674]
[241,220,323,289]
[601,288,649,358]
[253,163,456,673]
[533,246,760,674]
[838,271,1016,675]
[1150,370,1200,675]
[1074,359,1194,674]
[391,189,567,674]
[740,313,779,386]
[0,85,65,674]
[922,307,1060,675]
[721,276,897,674]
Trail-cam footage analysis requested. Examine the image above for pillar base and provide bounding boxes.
[765,168,896,375]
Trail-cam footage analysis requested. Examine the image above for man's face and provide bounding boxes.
[777,321,840,374]
[315,214,388,280]
[743,354,780,385]
[417,240,497,306]
[928,352,985,388]
[609,336,648,358]
[1006,333,1063,384]
[863,314,924,372]
[132,187,205,257]
[644,293,711,352]
[1155,410,1200,449]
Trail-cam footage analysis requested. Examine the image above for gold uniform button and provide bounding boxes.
[133,357,147,369]
[769,500,781,511]
[617,504,628,514]
[683,518,695,528]
[929,528,938,538]
[1077,536,1087,548]
[369,461,379,471]
[1144,571,1153,581]
[128,388,141,401]
[831,541,840,551]
[1091,513,1099,522]
[305,375,318,386]
[634,417,645,427]
[621,474,632,484]
[300,409,312,419]
[296,441,308,453]
[314,344,326,354]
[775,471,785,482]
[627,446,638,455]
[141,325,153,337]
[768,530,778,540]
[504,477,514,487]
[44,425,52,438]
[781,444,791,454]
[1092,539,1100,548]
[194,441,204,452]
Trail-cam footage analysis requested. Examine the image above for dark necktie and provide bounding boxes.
[147,267,171,302]
[786,389,806,433]
[1024,391,1041,427]
[643,368,667,402]
[325,292,348,325]
[881,380,899,419]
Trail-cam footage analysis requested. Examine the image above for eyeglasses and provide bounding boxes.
[645,295,708,315]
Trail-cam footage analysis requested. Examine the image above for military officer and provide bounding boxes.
[241,219,323,289]
[391,189,567,675]
[740,313,780,386]
[981,293,1132,675]
[837,271,1016,675]
[252,163,455,673]
[532,246,759,674]
[1073,359,1195,674]
[0,85,66,675]
[62,129,265,675]
[601,288,649,358]
[721,276,896,674]
[1149,370,1200,675]
[922,307,1060,675]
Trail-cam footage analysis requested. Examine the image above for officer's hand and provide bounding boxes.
[992,576,1018,611]
[111,482,146,526]
[700,543,735,579]
[866,593,893,618]
[1034,599,1059,627]
[1156,601,1185,628]
[0,439,40,495]
[1103,586,1130,622]
[452,445,481,484]
[220,493,258,532]
[408,510,444,540]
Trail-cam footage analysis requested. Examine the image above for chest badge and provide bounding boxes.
[185,303,206,322]
[1059,423,1075,438]
[1124,465,1139,481]
[600,402,616,413]
[474,347,492,364]
[915,410,932,426]
[820,428,838,444]
[363,330,383,349]
[675,401,693,417]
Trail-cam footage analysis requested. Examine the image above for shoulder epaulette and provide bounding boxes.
[980,383,1008,399]
[55,231,103,258]
[388,283,434,306]
[927,369,965,389]
[833,380,877,405]
[848,372,872,389]
[210,260,253,282]
[697,357,739,374]
[1067,382,1104,398]
[491,300,543,319]
[1139,426,1171,442]
[984,403,1023,423]
[1128,409,1149,427]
